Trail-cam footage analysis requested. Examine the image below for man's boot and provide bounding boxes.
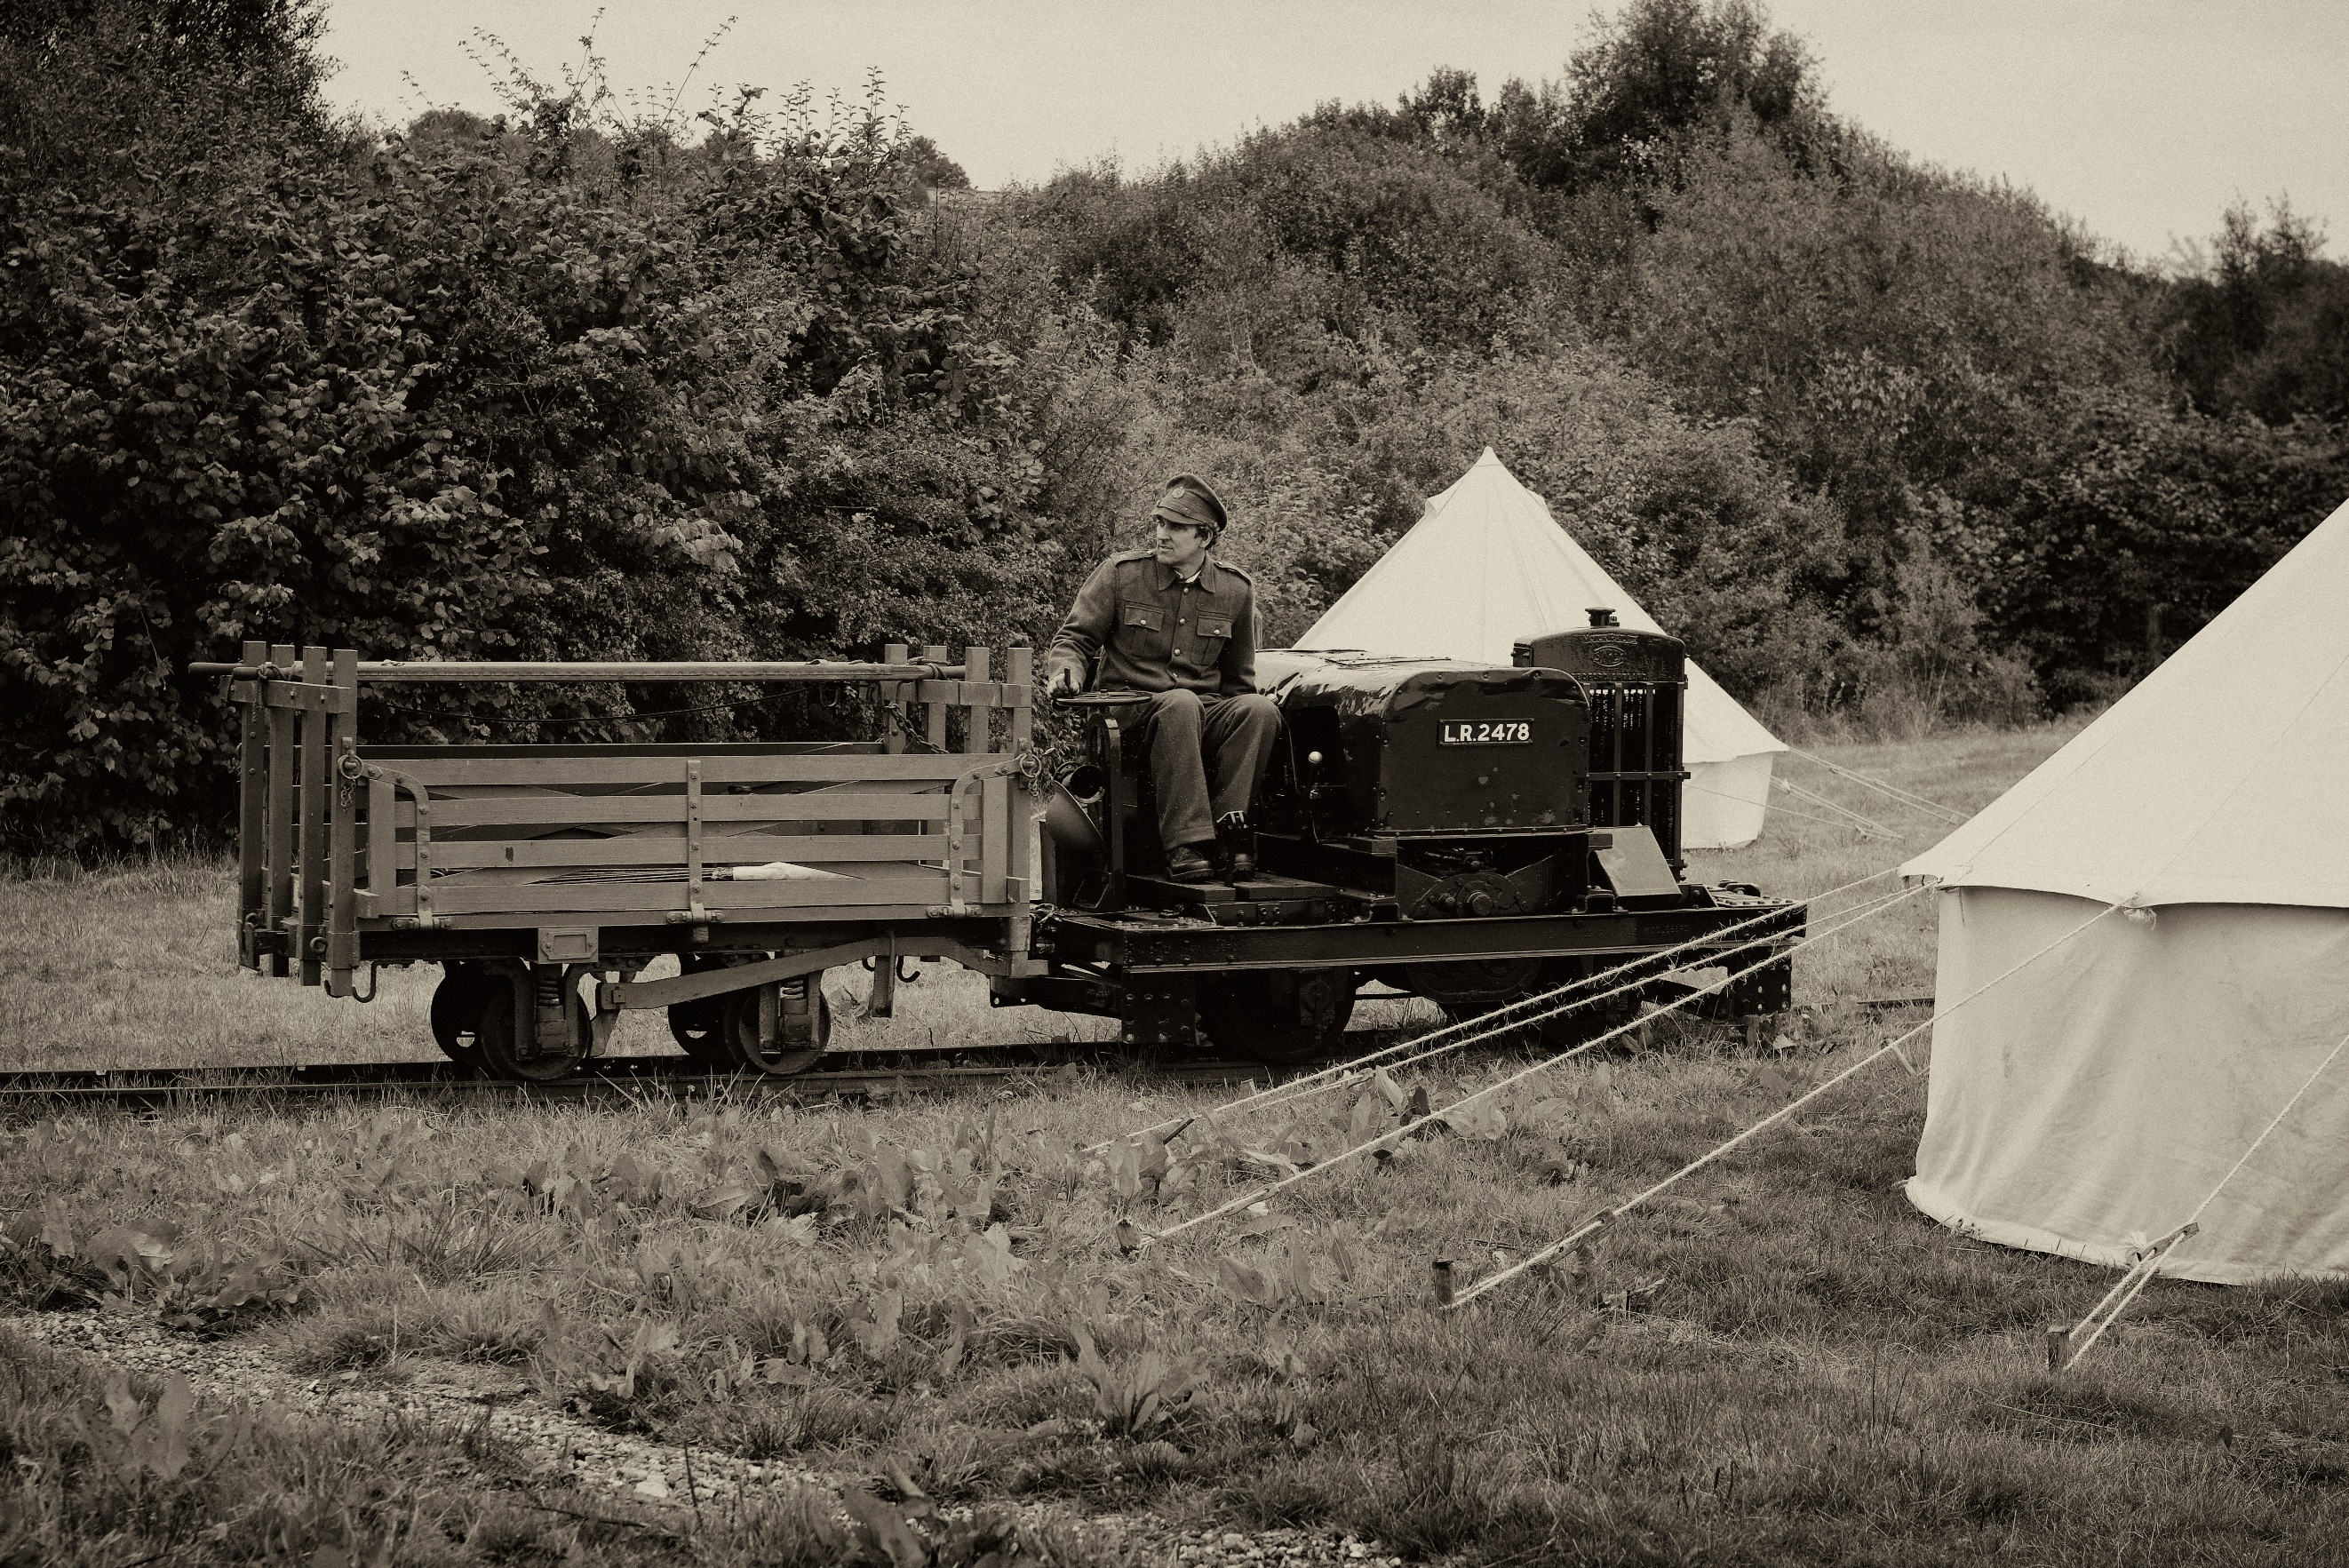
[1215,812,1255,882]
[1164,843,1217,885]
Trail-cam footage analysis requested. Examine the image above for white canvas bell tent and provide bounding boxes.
[1295,448,1786,849]
[1901,497,2349,1284]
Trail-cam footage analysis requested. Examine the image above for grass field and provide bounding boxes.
[7,721,2349,1566]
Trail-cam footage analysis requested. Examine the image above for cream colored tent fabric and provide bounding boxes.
[1297,449,1786,848]
[1902,497,2349,1282]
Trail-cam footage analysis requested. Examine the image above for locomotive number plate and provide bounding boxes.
[1439,720,1533,745]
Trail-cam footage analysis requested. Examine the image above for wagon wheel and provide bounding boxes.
[1198,968,1355,1066]
[428,967,495,1070]
[665,955,736,1067]
[721,980,831,1078]
[474,987,589,1083]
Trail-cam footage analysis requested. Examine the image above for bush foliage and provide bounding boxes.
[3,0,2345,849]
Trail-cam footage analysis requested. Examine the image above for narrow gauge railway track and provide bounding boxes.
[0,1035,1404,1113]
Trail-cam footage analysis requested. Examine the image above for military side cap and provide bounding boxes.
[1151,474,1228,537]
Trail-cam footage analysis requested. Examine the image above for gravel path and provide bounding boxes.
[6,1309,1402,1568]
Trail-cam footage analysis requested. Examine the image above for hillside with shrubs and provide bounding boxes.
[4,0,2345,850]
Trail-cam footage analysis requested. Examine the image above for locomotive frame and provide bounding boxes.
[198,629,1801,1078]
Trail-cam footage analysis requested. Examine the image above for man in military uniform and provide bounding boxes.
[1047,474,1278,884]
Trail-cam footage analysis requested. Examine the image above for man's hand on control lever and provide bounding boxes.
[1048,665,1084,700]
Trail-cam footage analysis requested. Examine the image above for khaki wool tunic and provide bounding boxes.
[1047,550,1260,696]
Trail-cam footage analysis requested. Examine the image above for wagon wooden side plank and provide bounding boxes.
[418,875,954,916]
[423,833,949,870]
[352,753,978,787]
[386,792,954,829]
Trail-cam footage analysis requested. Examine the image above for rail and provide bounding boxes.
[0,1030,1419,1110]
[0,1055,1262,1109]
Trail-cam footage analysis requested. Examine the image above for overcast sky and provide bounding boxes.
[320,1,2348,266]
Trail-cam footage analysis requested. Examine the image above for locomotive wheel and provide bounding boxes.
[665,956,735,1066]
[428,968,495,1069]
[1199,968,1356,1066]
[1408,956,1546,1012]
[722,982,831,1077]
[1440,959,1640,1050]
[474,988,590,1083]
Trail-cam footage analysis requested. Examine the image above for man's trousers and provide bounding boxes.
[1133,688,1280,850]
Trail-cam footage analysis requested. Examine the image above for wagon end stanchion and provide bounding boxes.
[265,642,296,977]
[295,642,329,987]
[234,639,267,970]
[883,641,911,756]
[327,648,362,998]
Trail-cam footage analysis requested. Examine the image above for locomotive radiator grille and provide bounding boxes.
[1582,681,1685,868]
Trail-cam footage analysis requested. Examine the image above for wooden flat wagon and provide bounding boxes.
[210,641,1046,1079]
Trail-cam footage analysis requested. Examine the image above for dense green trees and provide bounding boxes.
[2164,202,2349,426]
[3,0,2343,851]
[0,1,1056,848]
[1000,0,2343,731]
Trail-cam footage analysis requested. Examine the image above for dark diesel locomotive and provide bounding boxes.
[205,618,1798,1079]
[1002,610,1799,1062]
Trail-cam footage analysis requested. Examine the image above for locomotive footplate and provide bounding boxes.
[1041,898,1804,976]
[1126,873,1354,928]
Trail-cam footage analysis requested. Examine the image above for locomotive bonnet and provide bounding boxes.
[1256,655,1590,837]
[1238,608,1693,910]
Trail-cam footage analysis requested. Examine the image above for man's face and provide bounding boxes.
[1151,516,1211,574]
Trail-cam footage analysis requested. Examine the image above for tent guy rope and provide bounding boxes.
[1224,881,1914,1120]
[1774,776,1900,840]
[1081,865,1903,1156]
[1684,781,1896,840]
[1443,895,2127,1309]
[1149,880,1929,1244]
[2058,1023,2349,1370]
[1788,746,1968,825]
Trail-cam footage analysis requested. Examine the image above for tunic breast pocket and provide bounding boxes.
[1118,601,1169,658]
[1193,612,1234,649]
